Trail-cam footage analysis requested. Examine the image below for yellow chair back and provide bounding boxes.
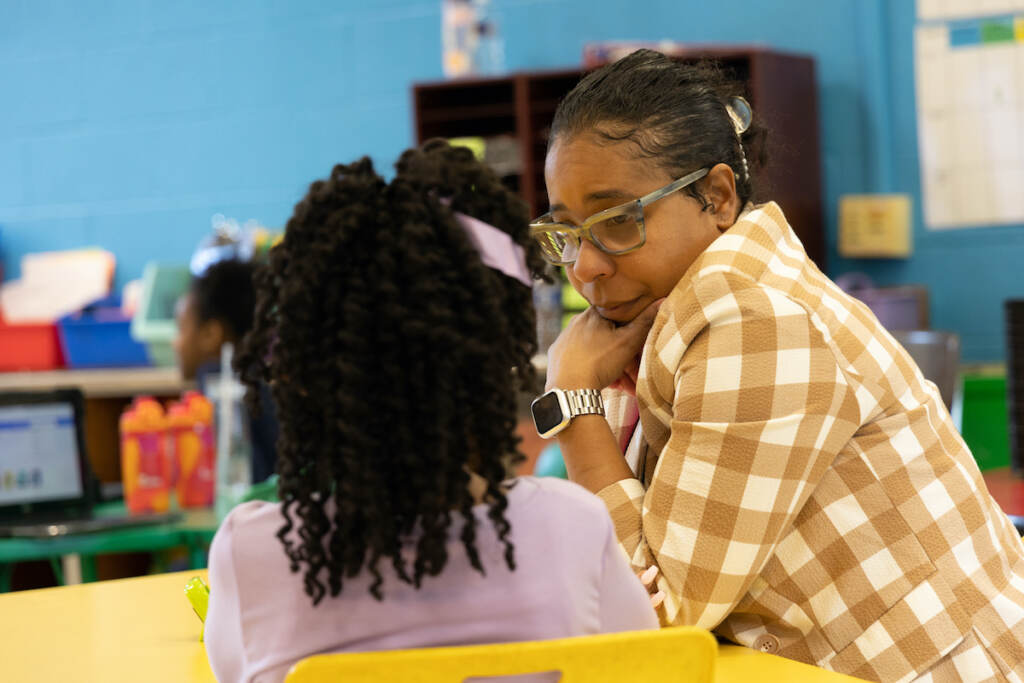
[284,626,716,683]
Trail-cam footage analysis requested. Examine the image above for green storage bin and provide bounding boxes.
[960,373,1010,471]
[131,263,191,366]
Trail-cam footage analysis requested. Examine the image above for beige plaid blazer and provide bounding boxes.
[597,202,1024,681]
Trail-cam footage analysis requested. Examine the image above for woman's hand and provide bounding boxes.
[639,565,666,609]
[546,299,663,391]
[608,355,641,396]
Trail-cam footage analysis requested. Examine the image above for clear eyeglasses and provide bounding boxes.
[529,167,709,265]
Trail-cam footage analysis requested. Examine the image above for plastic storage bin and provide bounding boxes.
[131,263,191,366]
[835,274,929,331]
[961,373,1011,471]
[0,319,64,371]
[58,296,150,368]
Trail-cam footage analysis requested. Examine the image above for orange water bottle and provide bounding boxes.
[170,392,216,508]
[119,397,171,514]
[165,401,186,496]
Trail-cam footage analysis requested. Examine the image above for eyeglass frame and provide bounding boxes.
[529,167,710,265]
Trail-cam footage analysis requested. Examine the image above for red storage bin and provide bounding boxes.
[0,318,65,371]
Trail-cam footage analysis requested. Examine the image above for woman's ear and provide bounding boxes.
[704,162,740,231]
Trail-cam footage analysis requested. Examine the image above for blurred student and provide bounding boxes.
[203,141,658,683]
[173,258,277,483]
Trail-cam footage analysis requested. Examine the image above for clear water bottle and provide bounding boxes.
[533,277,563,355]
[210,343,252,521]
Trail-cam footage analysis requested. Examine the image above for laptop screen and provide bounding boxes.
[0,402,84,506]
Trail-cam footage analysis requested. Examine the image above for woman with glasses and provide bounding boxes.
[531,49,1024,680]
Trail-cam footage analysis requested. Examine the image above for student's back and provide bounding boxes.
[203,142,657,682]
[206,477,656,682]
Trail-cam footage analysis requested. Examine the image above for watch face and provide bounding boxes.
[531,392,566,435]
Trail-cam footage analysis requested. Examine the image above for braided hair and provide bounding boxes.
[551,49,769,209]
[235,139,545,605]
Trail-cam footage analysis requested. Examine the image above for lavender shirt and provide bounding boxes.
[204,476,658,682]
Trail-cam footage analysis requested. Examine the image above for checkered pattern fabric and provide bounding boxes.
[597,202,1024,681]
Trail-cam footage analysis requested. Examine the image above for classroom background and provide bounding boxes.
[4,1,1024,680]
[1,0,1023,582]
[2,0,1022,362]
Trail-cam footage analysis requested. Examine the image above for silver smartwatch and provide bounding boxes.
[530,388,605,439]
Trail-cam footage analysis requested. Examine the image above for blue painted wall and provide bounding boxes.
[1,1,1018,360]
[830,0,1024,363]
[0,1,443,287]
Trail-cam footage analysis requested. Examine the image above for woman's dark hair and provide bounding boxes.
[235,139,545,605]
[550,49,769,208]
[190,258,257,341]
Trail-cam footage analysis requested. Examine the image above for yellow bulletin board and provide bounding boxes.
[839,194,913,258]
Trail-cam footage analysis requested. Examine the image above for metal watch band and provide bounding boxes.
[564,389,605,418]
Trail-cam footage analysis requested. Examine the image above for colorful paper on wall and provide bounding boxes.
[915,10,1024,229]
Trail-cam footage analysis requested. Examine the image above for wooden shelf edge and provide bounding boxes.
[0,367,193,398]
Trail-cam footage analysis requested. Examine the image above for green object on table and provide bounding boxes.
[0,480,279,591]
[961,373,1010,471]
[241,474,279,503]
[184,575,210,642]
[534,443,568,479]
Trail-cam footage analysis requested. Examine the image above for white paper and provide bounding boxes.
[919,0,1024,21]
[0,249,114,323]
[914,20,1024,229]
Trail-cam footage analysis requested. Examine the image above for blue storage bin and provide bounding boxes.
[58,296,152,368]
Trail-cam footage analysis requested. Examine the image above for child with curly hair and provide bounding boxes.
[202,140,658,683]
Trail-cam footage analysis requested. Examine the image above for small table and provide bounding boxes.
[0,502,217,591]
[0,570,862,683]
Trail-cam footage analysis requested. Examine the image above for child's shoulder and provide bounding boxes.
[213,500,283,547]
[509,476,613,522]
[224,498,281,523]
[207,500,288,584]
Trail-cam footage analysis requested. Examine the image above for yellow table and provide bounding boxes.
[0,570,860,682]
[0,570,215,683]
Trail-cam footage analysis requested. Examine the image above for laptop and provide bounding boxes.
[0,389,180,538]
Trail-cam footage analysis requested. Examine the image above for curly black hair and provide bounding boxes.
[191,258,257,341]
[235,139,546,605]
[551,49,770,209]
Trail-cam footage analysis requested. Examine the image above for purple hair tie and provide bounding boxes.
[452,211,532,287]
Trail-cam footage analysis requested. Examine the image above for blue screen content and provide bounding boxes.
[0,403,83,505]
